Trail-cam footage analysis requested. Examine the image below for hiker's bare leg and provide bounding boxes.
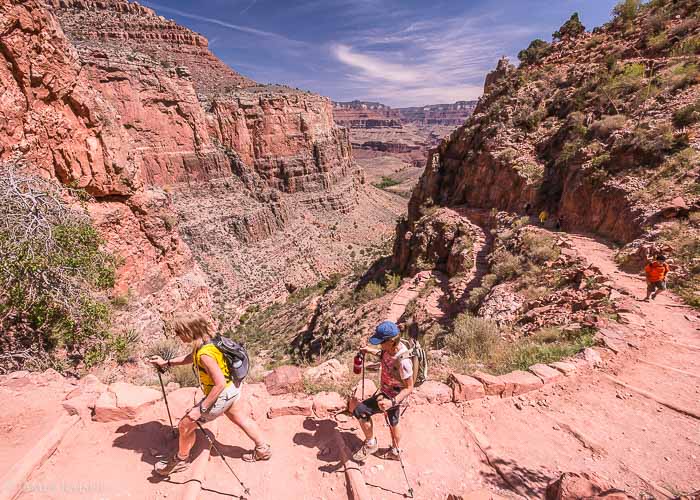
[358,416,374,441]
[178,415,198,458]
[389,421,401,449]
[225,397,266,447]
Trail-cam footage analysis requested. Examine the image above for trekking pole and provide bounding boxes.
[361,353,365,399]
[194,421,251,499]
[384,413,414,498]
[155,367,177,437]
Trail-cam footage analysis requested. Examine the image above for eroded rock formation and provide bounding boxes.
[0,0,402,338]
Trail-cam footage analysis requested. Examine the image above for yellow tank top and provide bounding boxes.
[194,344,233,396]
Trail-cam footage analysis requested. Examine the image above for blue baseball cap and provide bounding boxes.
[369,321,400,345]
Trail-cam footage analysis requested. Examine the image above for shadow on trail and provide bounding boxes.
[293,417,363,474]
[479,456,552,498]
[159,477,244,498]
[113,420,212,483]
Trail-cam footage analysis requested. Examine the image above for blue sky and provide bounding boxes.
[142,0,620,107]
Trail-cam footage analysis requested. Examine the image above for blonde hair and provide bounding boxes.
[168,312,213,350]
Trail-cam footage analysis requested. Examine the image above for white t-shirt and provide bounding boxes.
[380,343,414,397]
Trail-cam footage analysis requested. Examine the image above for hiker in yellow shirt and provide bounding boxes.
[148,313,271,476]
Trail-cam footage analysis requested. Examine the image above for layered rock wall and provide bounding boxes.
[0,0,212,337]
[1,0,374,336]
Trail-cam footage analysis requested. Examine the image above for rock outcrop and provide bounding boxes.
[399,1,699,247]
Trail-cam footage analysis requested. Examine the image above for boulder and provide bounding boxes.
[471,371,505,396]
[412,380,452,405]
[93,382,162,422]
[546,472,633,499]
[264,365,304,395]
[549,361,576,376]
[244,383,270,421]
[303,359,349,384]
[267,396,313,418]
[529,364,562,384]
[498,371,543,398]
[659,197,688,219]
[582,348,603,368]
[312,391,346,417]
[448,374,486,402]
[63,375,108,419]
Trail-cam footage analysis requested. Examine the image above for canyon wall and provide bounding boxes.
[0,0,401,337]
[395,1,699,272]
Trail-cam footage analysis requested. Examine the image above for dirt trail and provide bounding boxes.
[5,232,700,499]
[456,233,700,498]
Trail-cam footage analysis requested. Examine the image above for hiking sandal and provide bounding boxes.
[242,443,272,462]
[154,454,188,476]
[351,440,379,462]
[378,447,401,461]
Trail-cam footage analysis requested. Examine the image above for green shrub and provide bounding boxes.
[521,232,561,264]
[518,39,551,65]
[590,115,627,139]
[673,101,700,128]
[667,63,700,91]
[0,164,117,371]
[671,35,700,57]
[109,330,140,364]
[146,338,183,362]
[444,313,501,359]
[492,250,522,282]
[553,13,585,40]
[356,281,385,303]
[647,31,670,51]
[373,176,401,189]
[613,0,641,23]
[171,365,199,387]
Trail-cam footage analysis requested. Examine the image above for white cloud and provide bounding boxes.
[330,13,536,106]
[331,44,421,84]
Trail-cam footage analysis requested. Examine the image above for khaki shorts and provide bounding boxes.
[647,280,667,295]
[197,383,241,422]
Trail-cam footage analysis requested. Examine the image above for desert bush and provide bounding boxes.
[518,39,551,65]
[146,338,183,362]
[673,101,700,128]
[0,161,117,372]
[109,329,140,364]
[613,0,641,23]
[590,114,627,139]
[383,272,402,292]
[444,313,501,359]
[553,13,585,40]
[647,31,670,51]
[521,232,561,264]
[171,365,199,387]
[374,176,401,190]
[355,281,385,303]
[492,250,522,282]
[667,63,700,91]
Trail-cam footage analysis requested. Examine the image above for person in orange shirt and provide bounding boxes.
[644,255,670,301]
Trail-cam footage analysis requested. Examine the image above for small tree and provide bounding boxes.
[553,13,586,40]
[613,0,641,23]
[0,158,117,372]
[518,39,552,65]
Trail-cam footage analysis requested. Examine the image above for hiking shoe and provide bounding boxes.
[352,440,379,462]
[242,443,272,462]
[379,447,401,461]
[154,454,188,476]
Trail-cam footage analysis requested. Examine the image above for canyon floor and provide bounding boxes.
[1,232,698,500]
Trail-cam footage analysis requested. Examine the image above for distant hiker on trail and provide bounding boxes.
[352,321,414,462]
[644,255,670,301]
[148,312,271,476]
[555,215,564,231]
[524,202,532,215]
[539,210,549,225]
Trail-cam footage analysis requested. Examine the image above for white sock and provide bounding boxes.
[366,437,377,446]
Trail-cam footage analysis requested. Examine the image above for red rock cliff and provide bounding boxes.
[1,0,367,335]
